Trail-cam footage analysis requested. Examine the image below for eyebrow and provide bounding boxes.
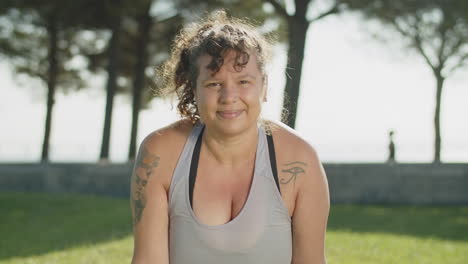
[283,161,307,166]
[237,73,256,79]
[201,73,256,82]
[201,78,221,83]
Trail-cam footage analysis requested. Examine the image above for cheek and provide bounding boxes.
[198,90,216,105]
[243,87,263,104]
[196,89,217,115]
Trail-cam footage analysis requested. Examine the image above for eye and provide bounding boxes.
[240,80,250,85]
[283,167,305,174]
[206,82,221,88]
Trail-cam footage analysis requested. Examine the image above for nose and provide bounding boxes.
[219,80,238,104]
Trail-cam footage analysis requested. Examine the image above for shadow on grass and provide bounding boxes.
[0,191,133,260]
[2,192,468,260]
[328,204,468,242]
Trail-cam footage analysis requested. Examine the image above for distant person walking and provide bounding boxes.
[387,130,396,163]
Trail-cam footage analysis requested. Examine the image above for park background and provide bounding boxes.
[0,0,467,263]
[1,4,468,163]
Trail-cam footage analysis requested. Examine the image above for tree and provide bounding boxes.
[0,1,88,162]
[347,0,468,162]
[99,2,124,162]
[127,0,181,160]
[79,0,182,161]
[73,0,145,162]
[127,1,153,161]
[264,0,346,128]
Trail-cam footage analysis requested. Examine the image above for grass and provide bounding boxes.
[0,192,133,264]
[326,205,468,263]
[0,192,467,263]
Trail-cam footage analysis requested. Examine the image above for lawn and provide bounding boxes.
[0,192,467,264]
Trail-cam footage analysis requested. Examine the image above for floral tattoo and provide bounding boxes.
[132,147,160,226]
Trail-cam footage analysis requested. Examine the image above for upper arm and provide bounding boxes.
[291,146,330,264]
[130,135,170,264]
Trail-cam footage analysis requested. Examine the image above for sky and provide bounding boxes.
[0,13,467,163]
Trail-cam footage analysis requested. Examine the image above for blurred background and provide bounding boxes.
[0,0,467,164]
[0,0,467,263]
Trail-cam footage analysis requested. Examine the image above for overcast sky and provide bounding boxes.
[1,13,467,163]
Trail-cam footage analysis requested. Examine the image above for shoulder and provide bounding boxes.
[263,119,320,164]
[142,119,194,148]
[136,119,194,191]
[263,120,329,214]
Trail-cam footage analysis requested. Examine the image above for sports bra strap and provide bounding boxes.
[189,126,204,208]
[266,133,281,195]
[189,126,280,208]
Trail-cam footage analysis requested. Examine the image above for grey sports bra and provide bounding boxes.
[168,122,292,264]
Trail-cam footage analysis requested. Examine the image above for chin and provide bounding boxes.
[216,120,258,136]
[202,110,260,135]
[219,124,248,136]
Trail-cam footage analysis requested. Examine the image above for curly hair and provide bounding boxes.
[157,10,274,124]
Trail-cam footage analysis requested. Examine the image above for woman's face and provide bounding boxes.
[195,50,266,136]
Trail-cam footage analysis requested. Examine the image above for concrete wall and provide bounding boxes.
[1,163,467,205]
[325,163,468,205]
[0,163,132,197]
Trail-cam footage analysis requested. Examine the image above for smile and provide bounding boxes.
[217,110,243,119]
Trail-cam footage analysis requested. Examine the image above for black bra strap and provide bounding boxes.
[189,126,281,209]
[266,133,281,195]
[189,126,204,208]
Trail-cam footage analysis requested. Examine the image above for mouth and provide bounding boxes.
[216,110,244,119]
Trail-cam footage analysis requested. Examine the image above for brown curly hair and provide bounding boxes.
[157,9,274,124]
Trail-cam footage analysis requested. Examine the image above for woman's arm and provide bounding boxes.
[130,136,170,264]
[291,147,330,264]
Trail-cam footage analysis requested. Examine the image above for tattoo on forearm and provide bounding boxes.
[132,147,160,226]
[280,161,307,188]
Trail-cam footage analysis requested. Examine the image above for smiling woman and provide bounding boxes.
[195,50,265,136]
[130,9,330,264]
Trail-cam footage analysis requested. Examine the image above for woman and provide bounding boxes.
[130,10,330,264]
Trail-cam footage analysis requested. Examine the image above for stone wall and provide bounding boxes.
[0,163,132,197]
[1,163,467,205]
[325,163,468,205]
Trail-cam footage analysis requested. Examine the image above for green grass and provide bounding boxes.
[1,192,467,263]
[0,192,133,264]
[326,205,468,263]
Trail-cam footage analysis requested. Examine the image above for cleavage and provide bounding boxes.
[192,162,255,226]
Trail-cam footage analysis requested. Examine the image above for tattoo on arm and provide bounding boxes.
[132,146,160,226]
[280,161,307,188]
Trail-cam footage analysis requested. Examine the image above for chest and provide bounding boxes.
[191,162,295,227]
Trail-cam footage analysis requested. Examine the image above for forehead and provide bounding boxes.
[196,50,261,79]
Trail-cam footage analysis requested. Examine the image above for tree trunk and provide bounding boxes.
[128,2,152,161]
[281,14,309,128]
[99,18,122,162]
[41,13,59,163]
[433,72,445,163]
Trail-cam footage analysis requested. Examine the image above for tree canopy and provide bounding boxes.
[347,0,468,162]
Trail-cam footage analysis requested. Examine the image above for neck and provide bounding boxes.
[201,124,258,168]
